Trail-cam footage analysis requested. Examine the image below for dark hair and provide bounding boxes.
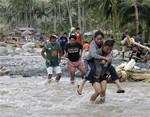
[138,31,142,35]
[76,27,80,30]
[94,30,104,38]
[63,32,67,35]
[50,35,56,41]
[104,40,114,47]
[69,35,76,40]
[111,35,114,39]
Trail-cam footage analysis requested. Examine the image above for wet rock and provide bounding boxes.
[22,42,35,52]
[0,42,6,47]
[0,47,8,56]
[6,45,15,54]
[34,48,42,54]
[22,42,35,49]
[112,49,120,57]
[13,48,22,55]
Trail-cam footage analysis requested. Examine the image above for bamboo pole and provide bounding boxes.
[126,35,150,51]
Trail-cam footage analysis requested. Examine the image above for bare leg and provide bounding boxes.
[55,73,61,82]
[69,68,76,84]
[115,79,125,93]
[99,80,107,103]
[77,78,87,95]
[78,65,86,76]
[115,79,122,90]
[47,74,52,83]
[90,82,101,102]
[100,80,107,97]
[77,65,86,94]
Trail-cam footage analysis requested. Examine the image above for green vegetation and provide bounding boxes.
[0,0,150,43]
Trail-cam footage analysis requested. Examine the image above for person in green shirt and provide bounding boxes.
[41,35,62,83]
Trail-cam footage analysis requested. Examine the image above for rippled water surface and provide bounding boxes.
[0,76,150,117]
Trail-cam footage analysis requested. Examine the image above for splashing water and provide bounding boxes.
[0,75,150,117]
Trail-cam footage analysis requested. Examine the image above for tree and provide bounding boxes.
[120,0,150,42]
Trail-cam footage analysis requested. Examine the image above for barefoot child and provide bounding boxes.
[41,35,62,83]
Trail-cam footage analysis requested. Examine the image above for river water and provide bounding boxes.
[0,75,150,117]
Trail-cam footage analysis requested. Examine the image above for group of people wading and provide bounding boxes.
[41,29,125,104]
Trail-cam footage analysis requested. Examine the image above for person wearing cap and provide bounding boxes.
[41,35,62,83]
[65,35,85,84]
[77,30,125,95]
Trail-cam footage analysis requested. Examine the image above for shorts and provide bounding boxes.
[47,66,62,75]
[90,75,107,85]
[67,58,85,71]
[109,65,119,81]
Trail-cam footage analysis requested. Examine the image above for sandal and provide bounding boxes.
[117,89,125,93]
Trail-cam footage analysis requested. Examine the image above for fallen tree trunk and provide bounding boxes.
[126,35,150,51]
[127,71,150,82]
[118,70,150,82]
[116,60,150,82]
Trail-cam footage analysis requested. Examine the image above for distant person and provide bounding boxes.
[83,32,93,51]
[57,32,68,56]
[68,27,75,38]
[35,33,43,42]
[44,37,50,45]
[41,36,62,83]
[134,31,145,56]
[135,31,143,44]
[65,35,85,84]
[90,40,114,104]
[121,28,130,60]
[75,27,82,44]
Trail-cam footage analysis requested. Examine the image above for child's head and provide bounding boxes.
[102,40,114,54]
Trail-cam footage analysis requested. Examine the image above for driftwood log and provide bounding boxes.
[116,60,150,82]
[115,35,150,82]
[126,35,150,51]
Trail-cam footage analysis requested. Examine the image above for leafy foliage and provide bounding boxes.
[0,0,150,42]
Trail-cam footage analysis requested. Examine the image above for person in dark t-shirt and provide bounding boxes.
[57,32,68,55]
[65,35,85,84]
